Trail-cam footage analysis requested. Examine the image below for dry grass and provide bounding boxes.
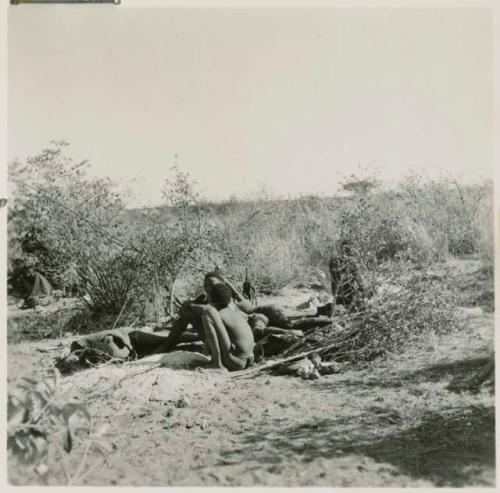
[199,180,493,291]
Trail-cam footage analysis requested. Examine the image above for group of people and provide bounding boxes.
[58,239,368,374]
[130,271,257,371]
[131,239,367,372]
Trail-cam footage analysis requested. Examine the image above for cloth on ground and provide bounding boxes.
[56,328,137,375]
[254,332,297,360]
[70,328,135,359]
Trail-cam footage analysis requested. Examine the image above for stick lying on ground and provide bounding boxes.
[277,336,309,358]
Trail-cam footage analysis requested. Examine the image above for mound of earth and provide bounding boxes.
[58,351,227,412]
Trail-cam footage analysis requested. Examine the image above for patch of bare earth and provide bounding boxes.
[7,259,495,487]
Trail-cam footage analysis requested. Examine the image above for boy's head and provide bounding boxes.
[203,271,225,295]
[209,283,232,308]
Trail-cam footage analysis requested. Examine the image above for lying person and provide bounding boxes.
[60,273,258,372]
[249,313,304,361]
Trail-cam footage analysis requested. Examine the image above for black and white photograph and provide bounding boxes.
[2,0,498,488]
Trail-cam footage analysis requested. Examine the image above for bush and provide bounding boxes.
[472,181,494,277]
[8,143,493,339]
[8,146,223,325]
[353,265,461,360]
[76,251,146,321]
[8,141,127,296]
[177,173,494,298]
[301,261,462,363]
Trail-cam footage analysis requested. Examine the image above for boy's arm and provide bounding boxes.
[234,299,255,314]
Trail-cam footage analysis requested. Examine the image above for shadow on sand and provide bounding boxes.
[220,404,494,486]
[218,356,495,487]
[312,356,493,392]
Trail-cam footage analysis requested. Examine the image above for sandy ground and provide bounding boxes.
[7,258,496,487]
[7,308,495,487]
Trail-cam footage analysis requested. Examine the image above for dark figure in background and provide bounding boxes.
[329,240,367,310]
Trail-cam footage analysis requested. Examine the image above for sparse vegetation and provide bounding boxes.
[7,143,495,487]
[8,143,494,330]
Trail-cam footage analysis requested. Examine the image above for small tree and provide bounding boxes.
[341,177,380,195]
[131,166,226,317]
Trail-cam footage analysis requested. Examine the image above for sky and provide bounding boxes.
[8,6,493,206]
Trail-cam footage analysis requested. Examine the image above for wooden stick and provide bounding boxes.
[218,273,245,302]
[277,335,309,358]
[153,270,161,328]
[185,262,209,273]
[111,295,129,330]
[169,278,176,318]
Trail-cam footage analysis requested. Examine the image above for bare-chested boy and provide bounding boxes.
[188,283,255,371]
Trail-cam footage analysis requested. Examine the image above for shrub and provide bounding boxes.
[472,181,494,277]
[8,141,127,296]
[352,265,461,360]
[76,250,146,321]
[8,143,493,335]
[302,261,462,363]
[8,147,223,324]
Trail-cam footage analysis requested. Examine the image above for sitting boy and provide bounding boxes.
[191,283,255,371]
[151,271,254,355]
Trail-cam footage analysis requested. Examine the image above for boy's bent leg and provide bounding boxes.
[152,302,201,354]
[201,309,226,368]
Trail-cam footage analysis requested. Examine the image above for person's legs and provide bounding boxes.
[201,306,248,371]
[150,317,189,354]
[151,300,203,354]
[128,331,169,358]
[191,317,205,342]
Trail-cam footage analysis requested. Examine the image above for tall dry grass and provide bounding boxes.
[202,179,493,290]
[472,183,494,278]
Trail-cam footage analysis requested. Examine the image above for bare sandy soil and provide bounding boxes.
[7,313,494,487]
[7,259,496,487]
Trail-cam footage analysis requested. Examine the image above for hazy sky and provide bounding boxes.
[8,6,493,206]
